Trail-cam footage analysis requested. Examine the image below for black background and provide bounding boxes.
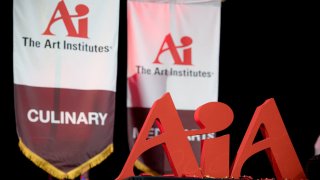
[1,0,319,179]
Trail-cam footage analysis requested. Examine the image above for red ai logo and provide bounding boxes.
[153,34,193,65]
[43,0,89,38]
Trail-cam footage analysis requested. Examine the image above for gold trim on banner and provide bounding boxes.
[18,138,114,179]
[134,160,160,176]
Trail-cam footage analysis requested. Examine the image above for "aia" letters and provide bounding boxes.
[116,93,306,180]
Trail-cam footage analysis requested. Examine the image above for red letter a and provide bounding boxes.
[116,93,201,180]
[231,98,306,179]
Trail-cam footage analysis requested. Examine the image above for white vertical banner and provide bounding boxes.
[127,0,221,175]
[13,0,119,179]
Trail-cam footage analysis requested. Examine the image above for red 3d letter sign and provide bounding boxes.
[116,93,306,180]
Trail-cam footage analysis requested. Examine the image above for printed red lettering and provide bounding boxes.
[153,34,192,65]
[43,0,89,38]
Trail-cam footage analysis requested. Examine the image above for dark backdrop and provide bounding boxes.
[1,0,318,179]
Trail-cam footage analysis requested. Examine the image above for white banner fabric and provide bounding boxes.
[127,0,221,174]
[13,0,119,179]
